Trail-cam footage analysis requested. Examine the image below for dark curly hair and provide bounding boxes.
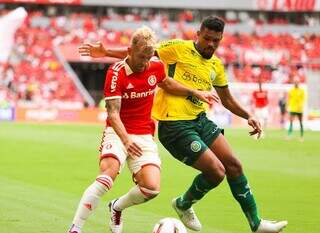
[200,16,225,32]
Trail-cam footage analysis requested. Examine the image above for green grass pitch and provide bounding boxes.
[0,122,319,233]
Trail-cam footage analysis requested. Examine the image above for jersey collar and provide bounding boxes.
[124,57,134,76]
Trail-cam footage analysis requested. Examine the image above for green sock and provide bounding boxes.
[300,122,304,137]
[228,175,261,232]
[288,122,293,135]
[177,174,218,210]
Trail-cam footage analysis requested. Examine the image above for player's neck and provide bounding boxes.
[126,58,148,73]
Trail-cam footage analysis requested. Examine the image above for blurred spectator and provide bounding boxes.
[278,92,287,128]
[252,82,269,131]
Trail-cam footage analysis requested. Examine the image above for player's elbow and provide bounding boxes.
[159,78,176,94]
[108,113,120,124]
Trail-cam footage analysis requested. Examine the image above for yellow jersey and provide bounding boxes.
[288,87,305,113]
[152,39,228,121]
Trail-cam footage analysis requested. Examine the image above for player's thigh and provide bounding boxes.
[134,165,161,191]
[209,133,243,178]
[99,127,128,174]
[192,148,225,181]
[261,107,269,121]
[127,134,161,187]
[99,157,120,180]
[289,112,296,121]
[197,114,222,146]
[158,120,209,166]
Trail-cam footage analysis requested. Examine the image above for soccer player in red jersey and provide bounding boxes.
[252,82,269,132]
[68,26,216,233]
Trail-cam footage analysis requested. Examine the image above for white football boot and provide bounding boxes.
[253,219,288,233]
[108,199,123,233]
[172,198,202,231]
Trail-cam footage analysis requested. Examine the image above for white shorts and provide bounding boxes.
[255,107,269,122]
[99,127,161,174]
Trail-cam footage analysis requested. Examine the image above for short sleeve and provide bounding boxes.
[104,66,122,100]
[158,61,167,83]
[212,58,228,87]
[156,39,183,64]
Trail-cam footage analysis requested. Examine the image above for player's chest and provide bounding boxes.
[121,74,158,100]
[176,57,214,89]
[256,92,267,98]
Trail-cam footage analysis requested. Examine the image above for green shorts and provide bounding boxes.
[289,112,303,117]
[158,112,222,166]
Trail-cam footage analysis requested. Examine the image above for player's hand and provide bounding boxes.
[124,139,143,158]
[248,116,262,139]
[78,41,106,58]
[193,90,220,104]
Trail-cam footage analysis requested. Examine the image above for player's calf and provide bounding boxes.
[69,175,113,233]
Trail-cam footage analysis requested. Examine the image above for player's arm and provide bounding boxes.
[158,77,219,104]
[215,86,262,138]
[105,98,142,157]
[78,41,128,59]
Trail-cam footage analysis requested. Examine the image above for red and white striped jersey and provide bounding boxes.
[104,57,166,135]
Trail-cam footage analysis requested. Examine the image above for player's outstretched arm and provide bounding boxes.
[78,41,128,59]
[215,86,262,138]
[158,78,219,104]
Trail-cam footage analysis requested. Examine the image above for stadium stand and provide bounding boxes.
[1,5,320,108]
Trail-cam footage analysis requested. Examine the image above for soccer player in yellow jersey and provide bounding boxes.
[78,16,288,233]
[287,79,305,140]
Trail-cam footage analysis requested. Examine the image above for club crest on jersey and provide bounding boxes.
[210,70,216,81]
[190,141,201,152]
[148,75,157,86]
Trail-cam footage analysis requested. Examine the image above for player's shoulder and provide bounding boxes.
[109,60,125,72]
[150,56,165,72]
[158,39,189,48]
[150,56,165,66]
[211,54,223,65]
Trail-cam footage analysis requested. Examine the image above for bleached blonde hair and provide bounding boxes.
[131,26,157,49]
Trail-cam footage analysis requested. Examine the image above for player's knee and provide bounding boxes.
[215,164,226,182]
[139,185,160,200]
[226,157,243,178]
[99,156,120,180]
[205,163,225,184]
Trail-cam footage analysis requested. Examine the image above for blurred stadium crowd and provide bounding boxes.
[0,5,319,109]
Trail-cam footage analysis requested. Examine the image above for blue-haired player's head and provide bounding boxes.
[196,16,225,59]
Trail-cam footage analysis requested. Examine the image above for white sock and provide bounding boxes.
[113,185,159,211]
[72,175,113,228]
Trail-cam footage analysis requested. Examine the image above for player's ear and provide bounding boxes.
[127,46,132,55]
[197,30,201,37]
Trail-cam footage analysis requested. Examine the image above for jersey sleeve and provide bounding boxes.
[157,60,167,83]
[104,66,122,100]
[301,89,306,103]
[156,39,184,64]
[212,58,228,87]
